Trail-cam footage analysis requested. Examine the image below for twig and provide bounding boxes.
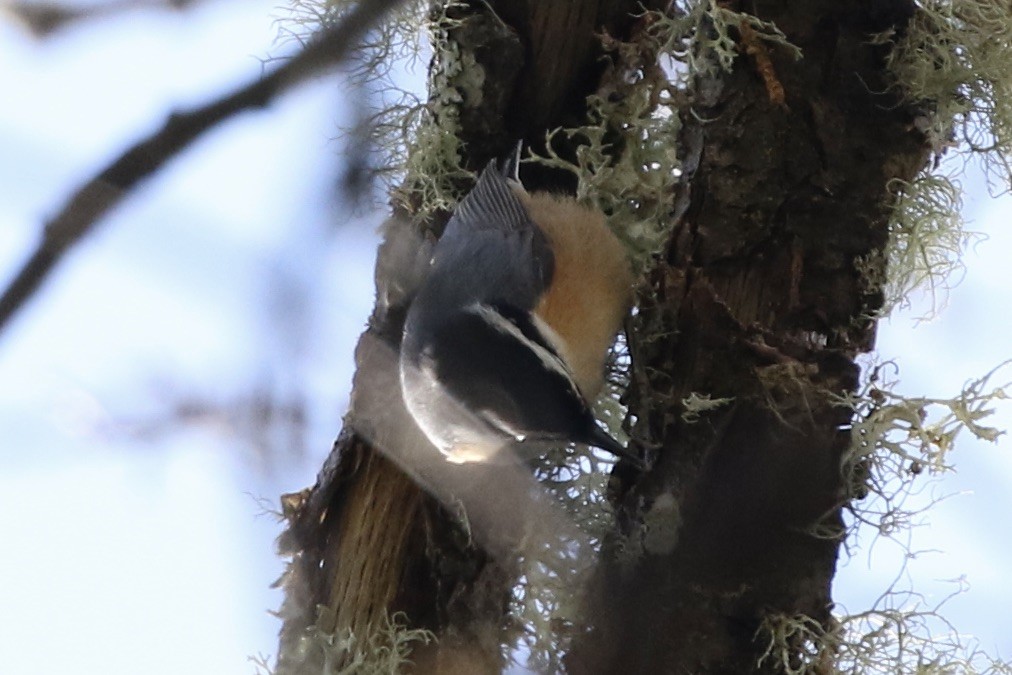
[4,0,199,38]
[739,20,787,109]
[0,0,404,335]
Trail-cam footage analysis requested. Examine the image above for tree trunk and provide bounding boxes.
[569,1,929,672]
[275,1,933,673]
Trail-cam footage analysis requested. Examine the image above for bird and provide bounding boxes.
[398,148,639,467]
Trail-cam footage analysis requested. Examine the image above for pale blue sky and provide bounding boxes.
[0,2,1008,672]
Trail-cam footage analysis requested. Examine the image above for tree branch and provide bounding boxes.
[4,0,200,38]
[0,0,403,336]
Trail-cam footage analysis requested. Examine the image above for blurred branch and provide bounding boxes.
[108,382,308,468]
[0,0,404,337]
[3,0,198,37]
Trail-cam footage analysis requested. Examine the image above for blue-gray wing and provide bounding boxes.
[453,160,529,233]
[432,161,553,310]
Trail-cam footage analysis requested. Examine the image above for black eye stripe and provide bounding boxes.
[422,305,596,446]
[486,301,561,360]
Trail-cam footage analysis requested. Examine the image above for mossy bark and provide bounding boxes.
[568,1,928,673]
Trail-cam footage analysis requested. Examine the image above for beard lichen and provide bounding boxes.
[388,2,477,218]
[516,372,628,671]
[839,360,1008,543]
[261,610,434,675]
[864,1,1012,316]
[514,2,802,664]
[858,171,974,318]
[770,361,1011,673]
[758,591,1012,675]
[882,1,1012,179]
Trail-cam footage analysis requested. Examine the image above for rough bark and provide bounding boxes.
[567,1,929,673]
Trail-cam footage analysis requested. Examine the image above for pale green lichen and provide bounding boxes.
[276,0,427,83]
[666,0,801,78]
[839,41,1012,675]
[681,391,735,423]
[758,580,1012,674]
[531,3,799,268]
[391,6,477,218]
[510,542,595,673]
[834,583,1012,675]
[271,2,1012,672]
[519,2,802,661]
[866,1,1012,314]
[757,613,836,675]
[511,341,641,668]
[859,171,975,317]
[533,88,682,266]
[882,0,1012,181]
[518,447,620,671]
[263,611,434,675]
[764,363,1012,672]
[832,361,1008,544]
[841,362,1008,530]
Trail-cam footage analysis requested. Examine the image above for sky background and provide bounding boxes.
[0,1,1008,673]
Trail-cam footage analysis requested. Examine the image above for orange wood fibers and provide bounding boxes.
[519,191,633,398]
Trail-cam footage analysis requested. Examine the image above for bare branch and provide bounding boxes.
[3,0,199,38]
[0,0,404,336]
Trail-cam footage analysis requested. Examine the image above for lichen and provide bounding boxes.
[276,0,427,84]
[510,541,595,674]
[859,170,976,318]
[882,0,1012,181]
[266,610,435,675]
[518,2,803,662]
[275,0,473,217]
[666,0,801,78]
[838,360,1008,540]
[862,1,1012,314]
[270,2,1012,672]
[756,612,837,675]
[834,580,1012,675]
[516,447,619,672]
[391,4,476,218]
[788,361,1012,670]
[758,580,1012,674]
[681,391,735,423]
[530,2,799,269]
[756,362,1012,671]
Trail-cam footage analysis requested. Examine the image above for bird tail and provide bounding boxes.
[498,140,524,183]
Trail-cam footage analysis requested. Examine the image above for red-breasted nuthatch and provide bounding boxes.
[399,151,638,467]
